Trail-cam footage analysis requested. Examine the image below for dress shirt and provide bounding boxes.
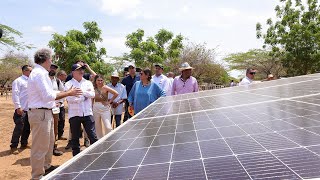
[171,76,199,95]
[121,75,140,96]
[152,74,171,96]
[12,75,29,111]
[28,64,57,109]
[107,83,127,115]
[65,78,95,118]
[239,76,253,86]
[51,77,65,107]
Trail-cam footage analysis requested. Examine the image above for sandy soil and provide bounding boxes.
[0,96,78,180]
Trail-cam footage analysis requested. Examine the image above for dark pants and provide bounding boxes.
[69,115,98,156]
[111,115,122,128]
[58,106,65,138]
[123,100,132,122]
[10,111,30,148]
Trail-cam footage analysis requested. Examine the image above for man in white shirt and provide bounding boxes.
[107,72,127,128]
[49,64,64,156]
[28,48,82,179]
[65,64,98,156]
[10,65,32,154]
[239,68,256,86]
[152,64,171,95]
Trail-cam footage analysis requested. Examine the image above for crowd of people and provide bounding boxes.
[9,48,200,179]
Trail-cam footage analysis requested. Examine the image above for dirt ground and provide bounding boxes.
[0,96,77,180]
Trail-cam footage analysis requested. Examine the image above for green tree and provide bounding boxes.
[125,29,184,69]
[0,51,31,87]
[0,24,33,50]
[48,21,109,74]
[256,0,320,76]
[224,49,286,79]
[172,42,229,85]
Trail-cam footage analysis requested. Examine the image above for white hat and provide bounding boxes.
[179,62,194,71]
[268,74,274,78]
[111,72,119,78]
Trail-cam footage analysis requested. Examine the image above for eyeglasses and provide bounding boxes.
[249,72,256,75]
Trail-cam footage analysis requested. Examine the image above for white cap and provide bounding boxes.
[111,72,119,77]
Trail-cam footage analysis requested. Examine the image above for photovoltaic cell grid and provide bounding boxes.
[46,74,320,180]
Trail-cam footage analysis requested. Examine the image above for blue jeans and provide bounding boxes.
[69,115,98,156]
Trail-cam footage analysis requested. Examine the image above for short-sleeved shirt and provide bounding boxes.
[171,76,199,95]
[107,83,127,115]
[121,75,140,96]
[66,73,91,82]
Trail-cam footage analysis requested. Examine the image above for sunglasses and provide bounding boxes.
[249,72,256,75]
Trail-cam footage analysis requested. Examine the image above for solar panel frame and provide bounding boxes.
[44,74,320,180]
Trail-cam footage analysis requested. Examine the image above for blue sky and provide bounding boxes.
[1,0,279,76]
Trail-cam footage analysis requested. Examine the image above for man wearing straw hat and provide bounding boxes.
[172,62,199,95]
[108,72,127,128]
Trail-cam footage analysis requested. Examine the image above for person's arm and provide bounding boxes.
[82,81,95,98]
[103,85,119,104]
[128,82,136,106]
[194,78,199,92]
[119,86,127,104]
[84,63,97,77]
[57,79,65,105]
[171,79,176,95]
[11,79,23,115]
[64,82,84,103]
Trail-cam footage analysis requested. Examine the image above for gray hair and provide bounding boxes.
[34,48,52,64]
[57,70,67,76]
[246,68,254,74]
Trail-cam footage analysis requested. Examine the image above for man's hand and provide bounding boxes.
[16,108,23,116]
[67,87,83,96]
[112,102,119,108]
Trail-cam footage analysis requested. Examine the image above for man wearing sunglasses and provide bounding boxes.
[239,68,256,86]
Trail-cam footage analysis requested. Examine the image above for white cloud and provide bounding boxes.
[99,0,141,15]
[37,26,56,34]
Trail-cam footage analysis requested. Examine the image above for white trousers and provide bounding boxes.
[93,102,112,139]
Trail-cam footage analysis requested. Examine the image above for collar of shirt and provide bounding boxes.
[35,64,49,75]
[179,75,191,83]
[21,75,28,80]
[108,83,119,88]
[245,76,253,83]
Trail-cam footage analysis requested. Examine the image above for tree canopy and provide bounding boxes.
[125,29,184,69]
[256,0,320,76]
[0,51,30,87]
[0,24,33,50]
[224,49,286,79]
[48,21,111,74]
[172,42,229,85]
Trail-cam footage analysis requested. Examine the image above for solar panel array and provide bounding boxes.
[46,73,320,180]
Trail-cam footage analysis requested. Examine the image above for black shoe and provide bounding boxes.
[44,165,59,176]
[53,149,63,156]
[10,147,19,155]
[65,142,71,150]
[84,138,90,147]
[20,144,29,149]
[58,136,68,140]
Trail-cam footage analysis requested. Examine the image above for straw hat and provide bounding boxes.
[179,62,194,71]
[111,72,120,78]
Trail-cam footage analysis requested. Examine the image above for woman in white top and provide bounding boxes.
[93,75,118,139]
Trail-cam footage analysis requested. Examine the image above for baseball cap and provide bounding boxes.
[71,64,85,71]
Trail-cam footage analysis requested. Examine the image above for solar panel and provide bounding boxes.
[45,73,320,180]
